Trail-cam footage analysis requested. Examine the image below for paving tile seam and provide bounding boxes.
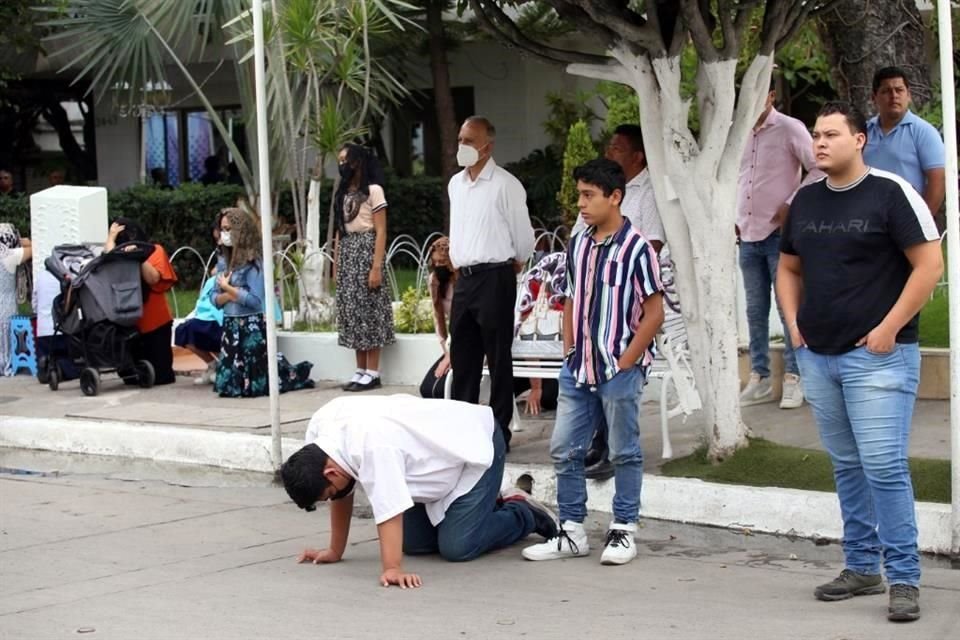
[0,498,272,554]
[0,531,385,617]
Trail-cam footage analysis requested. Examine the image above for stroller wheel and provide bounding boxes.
[80,368,100,397]
[48,367,60,391]
[136,360,155,388]
[37,356,50,385]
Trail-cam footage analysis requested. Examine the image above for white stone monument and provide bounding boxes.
[30,186,108,337]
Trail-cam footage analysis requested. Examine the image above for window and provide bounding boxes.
[142,107,247,186]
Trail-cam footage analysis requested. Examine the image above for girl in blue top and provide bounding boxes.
[174,211,226,385]
[210,207,313,398]
[210,207,268,397]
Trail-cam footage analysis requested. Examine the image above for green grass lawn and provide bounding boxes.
[919,287,948,348]
[169,275,952,343]
[661,438,951,504]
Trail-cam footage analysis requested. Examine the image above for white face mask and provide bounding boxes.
[220,231,232,247]
[456,143,487,168]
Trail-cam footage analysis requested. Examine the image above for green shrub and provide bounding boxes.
[393,286,434,334]
[557,120,598,228]
[504,146,564,229]
[1,177,446,285]
[0,195,30,237]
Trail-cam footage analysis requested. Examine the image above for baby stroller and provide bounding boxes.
[42,242,156,396]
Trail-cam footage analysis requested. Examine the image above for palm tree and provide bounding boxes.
[40,0,414,320]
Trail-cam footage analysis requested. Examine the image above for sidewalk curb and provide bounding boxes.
[1,415,952,555]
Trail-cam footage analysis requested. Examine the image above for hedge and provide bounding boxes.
[0,178,447,287]
[0,168,564,286]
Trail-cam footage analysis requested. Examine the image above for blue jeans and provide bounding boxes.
[551,364,645,524]
[795,343,921,586]
[739,231,797,377]
[401,427,535,561]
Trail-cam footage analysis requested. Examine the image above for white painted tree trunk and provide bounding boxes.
[298,177,335,325]
[569,49,773,460]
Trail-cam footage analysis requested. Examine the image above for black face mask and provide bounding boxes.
[338,163,355,182]
[330,477,356,501]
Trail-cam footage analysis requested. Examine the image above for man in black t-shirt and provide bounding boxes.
[777,102,942,623]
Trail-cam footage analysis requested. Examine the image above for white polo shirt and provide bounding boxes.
[448,158,535,268]
[305,394,495,526]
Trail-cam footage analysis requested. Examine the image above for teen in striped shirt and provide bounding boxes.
[523,158,664,566]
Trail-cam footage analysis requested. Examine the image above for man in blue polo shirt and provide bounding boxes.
[864,67,945,217]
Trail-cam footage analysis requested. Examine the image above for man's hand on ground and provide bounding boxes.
[379,568,422,589]
[523,387,542,415]
[297,548,341,564]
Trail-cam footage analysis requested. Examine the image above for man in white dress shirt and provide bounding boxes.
[281,395,557,588]
[571,124,665,254]
[448,116,536,451]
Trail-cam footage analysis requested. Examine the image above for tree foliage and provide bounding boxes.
[557,120,597,228]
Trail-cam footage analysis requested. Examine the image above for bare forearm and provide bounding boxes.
[141,261,161,286]
[372,214,387,270]
[376,514,405,572]
[215,292,234,307]
[880,264,943,334]
[328,495,354,558]
[923,170,946,215]
[775,268,803,327]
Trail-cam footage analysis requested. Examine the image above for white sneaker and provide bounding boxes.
[522,520,590,561]
[740,372,773,406]
[194,361,217,385]
[600,522,638,565]
[779,373,804,409]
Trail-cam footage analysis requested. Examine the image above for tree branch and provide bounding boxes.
[468,0,610,66]
[647,0,683,55]
[569,0,665,55]
[777,0,846,49]
[566,59,630,85]
[680,0,720,62]
[758,0,790,54]
[718,0,739,58]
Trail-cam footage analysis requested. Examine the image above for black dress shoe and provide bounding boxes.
[349,376,382,392]
[584,446,607,468]
[585,459,615,481]
[342,380,358,391]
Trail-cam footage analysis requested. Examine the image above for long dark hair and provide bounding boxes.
[333,144,384,235]
[113,217,150,244]
[428,236,455,300]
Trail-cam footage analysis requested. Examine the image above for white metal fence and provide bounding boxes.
[167,227,570,331]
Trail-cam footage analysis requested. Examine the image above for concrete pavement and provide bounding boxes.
[1,450,957,640]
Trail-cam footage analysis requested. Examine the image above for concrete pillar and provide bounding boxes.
[30,186,108,337]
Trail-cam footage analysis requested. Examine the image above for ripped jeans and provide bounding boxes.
[551,363,645,524]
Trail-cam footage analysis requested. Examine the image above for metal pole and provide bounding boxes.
[252,0,283,471]
[936,0,960,566]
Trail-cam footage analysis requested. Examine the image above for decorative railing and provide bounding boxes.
[167,227,570,331]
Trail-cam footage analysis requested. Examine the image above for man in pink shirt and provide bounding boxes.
[737,83,822,409]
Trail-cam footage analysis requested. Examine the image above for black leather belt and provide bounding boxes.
[459,260,514,277]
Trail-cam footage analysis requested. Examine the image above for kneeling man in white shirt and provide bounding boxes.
[281,394,558,588]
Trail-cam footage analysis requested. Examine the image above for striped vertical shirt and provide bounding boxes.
[566,218,663,387]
